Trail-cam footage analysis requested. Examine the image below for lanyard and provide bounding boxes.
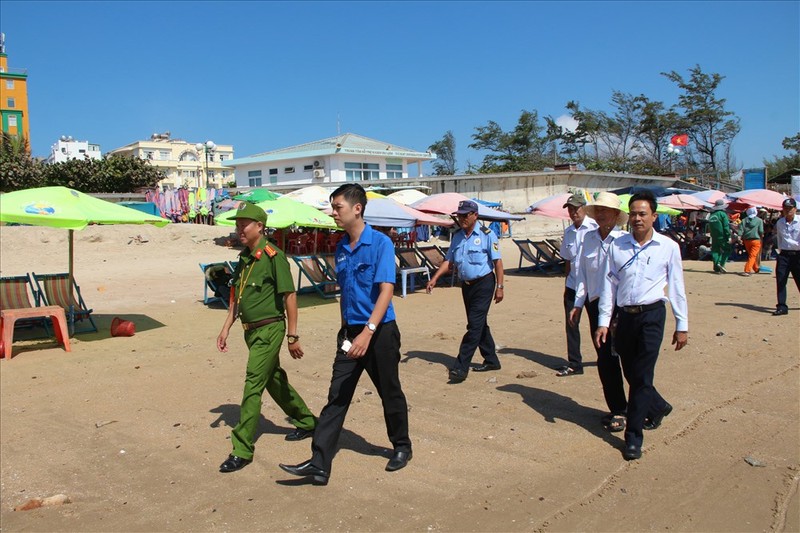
[619,240,654,273]
[236,261,258,307]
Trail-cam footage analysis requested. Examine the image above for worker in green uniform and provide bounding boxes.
[708,199,732,273]
[217,202,317,473]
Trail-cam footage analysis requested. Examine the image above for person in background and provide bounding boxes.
[738,207,764,276]
[772,198,800,316]
[707,199,731,274]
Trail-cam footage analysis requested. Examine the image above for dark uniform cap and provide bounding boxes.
[452,200,479,215]
[783,197,797,209]
[562,193,587,208]
[231,202,267,224]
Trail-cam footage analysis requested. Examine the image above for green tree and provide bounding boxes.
[662,65,741,174]
[0,132,44,192]
[634,97,683,175]
[763,132,800,180]
[469,110,550,172]
[428,130,457,175]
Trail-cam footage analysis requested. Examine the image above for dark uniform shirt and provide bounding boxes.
[232,237,294,323]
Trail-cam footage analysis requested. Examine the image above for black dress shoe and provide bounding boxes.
[285,427,314,441]
[623,444,642,461]
[386,450,412,472]
[448,368,468,383]
[773,308,789,316]
[279,460,329,485]
[474,363,501,372]
[219,454,251,473]
[643,402,673,430]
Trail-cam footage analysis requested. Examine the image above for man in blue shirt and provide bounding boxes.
[427,200,505,383]
[280,184,412,485]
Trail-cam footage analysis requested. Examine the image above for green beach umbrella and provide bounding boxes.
[0,186,169,293]
[617,194,680,216]
[216,196,337,229]
[233,189,280,203]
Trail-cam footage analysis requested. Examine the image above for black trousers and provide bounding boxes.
[454,273,500,372]
[775,251,800,311]
[614,302,669,448]
[586,299,627,416]
[563,287,583,369]
[311,321,411,473]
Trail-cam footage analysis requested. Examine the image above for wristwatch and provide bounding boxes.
[286,334,300,344]
[496,284,504,289]
[366,322,377,333]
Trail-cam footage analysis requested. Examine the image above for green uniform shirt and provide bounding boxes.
[232,237,295,323]
[739,216,764,241]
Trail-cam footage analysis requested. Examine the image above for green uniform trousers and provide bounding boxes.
[231,321,316,460]
[711,235,731,270]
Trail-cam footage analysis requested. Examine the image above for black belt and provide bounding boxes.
[780,250,800,256]
[462,272,493,286]
[242,316,284,331]
[620,301,664,314]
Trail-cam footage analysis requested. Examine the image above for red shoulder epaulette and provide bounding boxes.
[263,243,278,258]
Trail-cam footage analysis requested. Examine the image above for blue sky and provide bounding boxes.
[1,1,798,172]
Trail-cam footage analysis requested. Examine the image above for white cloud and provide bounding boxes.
[555,114,579,133]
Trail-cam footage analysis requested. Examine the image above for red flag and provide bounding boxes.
[671,134,689,146]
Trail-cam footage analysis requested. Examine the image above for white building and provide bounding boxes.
[106,132,235,189]
[46,136,102,164]
[224,133,436,188]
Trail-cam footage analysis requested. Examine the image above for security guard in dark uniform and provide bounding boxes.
[216,202,316,473]
[427,200,505,383]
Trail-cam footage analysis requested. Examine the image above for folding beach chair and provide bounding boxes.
[513,239,544,271]
[200,262,235,308]
[544,239,566,262]
[395,248,430,298]
[31,272,98,335]
[0,274,70,358]
[416,245,456,286]
[528,240,565,271]
[291,255,340,299]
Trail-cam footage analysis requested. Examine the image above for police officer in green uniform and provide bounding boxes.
[217,202,317,473]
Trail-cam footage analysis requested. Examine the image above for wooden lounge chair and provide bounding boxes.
[1,274,71,357]
[200,262,236,309]
[31,272,98,335]
[291,255,340,299]
[395,248,430,298]
[416,245,456,286]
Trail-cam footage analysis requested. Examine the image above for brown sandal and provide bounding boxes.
[604,415,626,432]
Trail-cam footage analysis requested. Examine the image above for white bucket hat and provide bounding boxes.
[584,192,629,227]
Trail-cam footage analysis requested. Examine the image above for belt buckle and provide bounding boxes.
[627,305,642,314]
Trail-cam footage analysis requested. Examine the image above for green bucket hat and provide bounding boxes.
[231,202,267,224]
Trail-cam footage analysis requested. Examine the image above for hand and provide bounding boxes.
[217,330,229,352]
[494,287,504,304]
[594,327,608,349]
[288,340,304,359]
[672,330,688,351]
[347,330,371,359]
[426,280,436,293]
[568,307,581,327]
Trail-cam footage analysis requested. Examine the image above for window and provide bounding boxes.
[345,162,380,181]
[248,170,262,178]
[7,98,15,108]
[182,170,196,178]
[303,165,314,171]
[180,152,198,162]
[284,167,295,174]
[269,168,278,176]
[9,115,18,127]
[159,150,170,160]
[143,150,154,160]
[219,153,227,161]
[222,171,229,179]
[270,174,278,185]
[386,163,403,179]
[249,177,263,187]
[5,80,13,89]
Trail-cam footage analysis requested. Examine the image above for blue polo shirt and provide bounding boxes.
[335,223,397,326]
[446,222,501,282]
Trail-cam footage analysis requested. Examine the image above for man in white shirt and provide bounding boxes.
[557,192,597,377]
[569,192,628,432]
[773,197,800,316]
[595,191,688,461]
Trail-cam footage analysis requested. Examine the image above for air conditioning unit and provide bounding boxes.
[313,160,324,169]
[313,169,326,179]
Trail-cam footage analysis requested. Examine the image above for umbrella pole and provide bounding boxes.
[68,229,75,302]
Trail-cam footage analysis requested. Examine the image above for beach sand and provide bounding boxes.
[1,223,798,531]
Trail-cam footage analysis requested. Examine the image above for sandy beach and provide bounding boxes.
[1,223,798,532]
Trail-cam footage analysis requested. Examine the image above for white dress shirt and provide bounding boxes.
[598,231,689,331]
[560,216,598,290]
[776,217,800,251]
[574,228,626,308]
